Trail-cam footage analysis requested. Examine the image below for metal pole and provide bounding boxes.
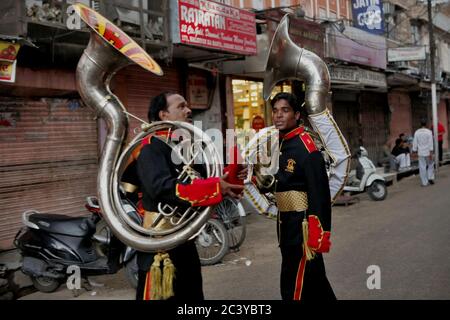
[427,0,439,171]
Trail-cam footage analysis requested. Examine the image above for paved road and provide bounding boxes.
[20,166,450,300]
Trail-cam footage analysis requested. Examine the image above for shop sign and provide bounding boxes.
[326,25,386,69]
[0,60,17,83]
[330,66,387,88]
[388,46,426,62]
[187,73,209,110]
[0,41,20,63]
[266,10,324,58]
[173,0,257,55]
[351,0,384,35]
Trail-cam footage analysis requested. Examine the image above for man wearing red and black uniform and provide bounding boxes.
[270,92,335,300]
[133,92,244,301]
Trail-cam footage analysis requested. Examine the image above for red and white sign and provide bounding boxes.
[177,0,257,55]
[0,60,16,83]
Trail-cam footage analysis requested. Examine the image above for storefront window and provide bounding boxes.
[232,79,292,148]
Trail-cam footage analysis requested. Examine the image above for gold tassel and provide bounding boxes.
[302,216,316,261]
[162,254,176,300]
[149,253,163,300]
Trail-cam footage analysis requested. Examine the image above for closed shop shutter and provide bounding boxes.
[360,92,389,165]
[0,98,98,250]
[115,64,183,141]
[332,92,360,155]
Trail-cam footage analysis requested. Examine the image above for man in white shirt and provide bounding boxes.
[412,118,435,186]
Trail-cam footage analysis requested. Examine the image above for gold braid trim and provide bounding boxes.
[150,252,176,300]
[302,216,316,261]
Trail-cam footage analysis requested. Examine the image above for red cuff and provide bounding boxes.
[176,178,222,207]
[307,215,331,253]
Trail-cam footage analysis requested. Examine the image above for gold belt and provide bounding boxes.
[274,191,308,212]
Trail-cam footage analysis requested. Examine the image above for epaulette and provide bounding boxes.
[141,135,153,146]
[299,132,317,153]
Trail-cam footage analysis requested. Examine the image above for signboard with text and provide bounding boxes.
[351,0,384,35]
[187,73,209,110]
[176,0,257,55]
[388,46,426,62]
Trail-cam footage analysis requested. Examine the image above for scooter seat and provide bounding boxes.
[28,213,95,237]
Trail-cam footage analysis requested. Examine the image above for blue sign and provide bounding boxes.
[351,0,384,35]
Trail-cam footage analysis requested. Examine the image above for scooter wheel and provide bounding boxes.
[368,181,387,201]
[31,276,61,293]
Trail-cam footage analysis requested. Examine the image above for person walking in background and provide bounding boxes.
[413,118,435,187]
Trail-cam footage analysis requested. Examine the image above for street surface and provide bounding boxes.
[20,165,450,300]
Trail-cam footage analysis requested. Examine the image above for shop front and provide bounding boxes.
[222,11,325,147]
[328,65,389,163]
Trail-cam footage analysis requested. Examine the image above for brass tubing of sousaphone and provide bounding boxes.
[73,3,220,252]
[263,14,330,115]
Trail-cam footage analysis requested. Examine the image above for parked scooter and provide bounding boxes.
[343,147,388,201]
[14,196,140,293]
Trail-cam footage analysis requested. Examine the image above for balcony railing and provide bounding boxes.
[1,0,170,55]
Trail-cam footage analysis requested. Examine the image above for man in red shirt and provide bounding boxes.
[431,122,446,163]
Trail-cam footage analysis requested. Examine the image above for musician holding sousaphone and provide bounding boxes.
[130,92,246,300]
[247,14,351,300]
[71,4,245,301]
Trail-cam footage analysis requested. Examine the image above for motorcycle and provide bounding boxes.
[14,196,140,293]
[195,197,246,266]
[343,146,388,201]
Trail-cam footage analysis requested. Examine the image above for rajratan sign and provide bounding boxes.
[174,0,257,55]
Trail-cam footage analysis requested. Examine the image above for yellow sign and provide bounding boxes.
[0,41,20,63]
[0,60,17,83]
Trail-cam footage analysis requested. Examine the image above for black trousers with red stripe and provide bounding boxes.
[280,245,336,300]
[135,240,204,301]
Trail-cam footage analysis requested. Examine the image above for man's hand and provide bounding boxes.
[237,166,248,180]
[220,173,244,199]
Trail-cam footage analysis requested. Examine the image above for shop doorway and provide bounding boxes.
[231,79,293,147]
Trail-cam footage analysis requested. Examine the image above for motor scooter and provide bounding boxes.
[343,147,388,201]
[14,196,140,293]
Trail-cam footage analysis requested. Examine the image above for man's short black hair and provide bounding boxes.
[420,118,427,127]
[148,91,176,122]
[270,92,301,113]
[395,138,402,146]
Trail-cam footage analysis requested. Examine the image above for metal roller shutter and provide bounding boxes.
[116,64,183,140]
[360,92,389,165]
[0,98,98,250]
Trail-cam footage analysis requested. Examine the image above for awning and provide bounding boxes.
[0,34,37,48]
